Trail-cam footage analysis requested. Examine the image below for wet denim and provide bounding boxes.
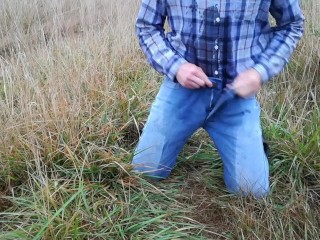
[132,78,269,198]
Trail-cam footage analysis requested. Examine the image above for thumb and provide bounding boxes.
[196,67,212,87]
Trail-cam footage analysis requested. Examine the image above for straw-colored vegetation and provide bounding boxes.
[0,0,319,239]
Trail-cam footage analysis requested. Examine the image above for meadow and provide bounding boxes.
[0,0,319,239]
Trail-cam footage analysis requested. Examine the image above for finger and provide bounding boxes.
[195,68,212,87]
[181,78,201,89]
[229,77,243,94]
[189,75,206,87]
[230,84,245,96]
[185,80,201,89]
[232,85,254,98]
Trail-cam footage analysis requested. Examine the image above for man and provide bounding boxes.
[132,0,304,197]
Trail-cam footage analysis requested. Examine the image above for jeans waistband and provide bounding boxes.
[208,77,223,90]
[170,76,224,90]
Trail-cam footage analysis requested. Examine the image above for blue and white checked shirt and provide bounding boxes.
[136,0,304,84]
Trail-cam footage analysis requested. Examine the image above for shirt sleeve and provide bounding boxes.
[253,0,305,83]
[136,0,187,80]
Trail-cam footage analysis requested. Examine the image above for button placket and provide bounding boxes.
[214,37,219,77]
[213,14,220,78]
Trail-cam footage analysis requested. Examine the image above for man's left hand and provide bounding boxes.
[229,68,262,98]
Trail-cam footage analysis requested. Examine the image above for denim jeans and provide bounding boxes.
[132,77,269,197]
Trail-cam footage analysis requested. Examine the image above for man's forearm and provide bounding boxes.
[253,0,304,83]
[136,0,186,80]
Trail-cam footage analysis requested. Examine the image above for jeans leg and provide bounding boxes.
[132,79,208,179]
[204,96,269,197]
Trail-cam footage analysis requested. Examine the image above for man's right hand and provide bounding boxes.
[176,63,212,89]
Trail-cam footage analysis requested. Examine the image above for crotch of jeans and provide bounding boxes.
[208,77,222,109]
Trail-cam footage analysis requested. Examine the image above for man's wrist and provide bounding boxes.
[166,57,187,81]
[252,64,269,85]
[250,68,263,87]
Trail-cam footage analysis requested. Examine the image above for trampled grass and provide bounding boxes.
[0,0,319,239]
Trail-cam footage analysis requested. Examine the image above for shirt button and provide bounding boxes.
[214,70,219,75]
[216,17,220,23]
[214,45,219,50]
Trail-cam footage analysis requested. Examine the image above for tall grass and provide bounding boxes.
[0,0,319,239]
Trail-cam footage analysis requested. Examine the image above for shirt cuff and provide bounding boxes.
[165,55,187,81]
[253,63,270,84]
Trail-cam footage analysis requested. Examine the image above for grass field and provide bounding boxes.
[0,0,319,239]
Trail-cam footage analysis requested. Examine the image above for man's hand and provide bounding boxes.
[230,68,262,98]
[176,63,212,89]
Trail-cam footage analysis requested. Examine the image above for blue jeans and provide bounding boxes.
[132,77,269,197]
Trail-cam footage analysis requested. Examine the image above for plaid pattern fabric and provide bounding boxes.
[136,0,304,84]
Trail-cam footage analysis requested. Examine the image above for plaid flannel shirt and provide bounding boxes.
[136,0,304,84]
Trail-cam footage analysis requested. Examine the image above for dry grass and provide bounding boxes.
[0,0,319,239]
